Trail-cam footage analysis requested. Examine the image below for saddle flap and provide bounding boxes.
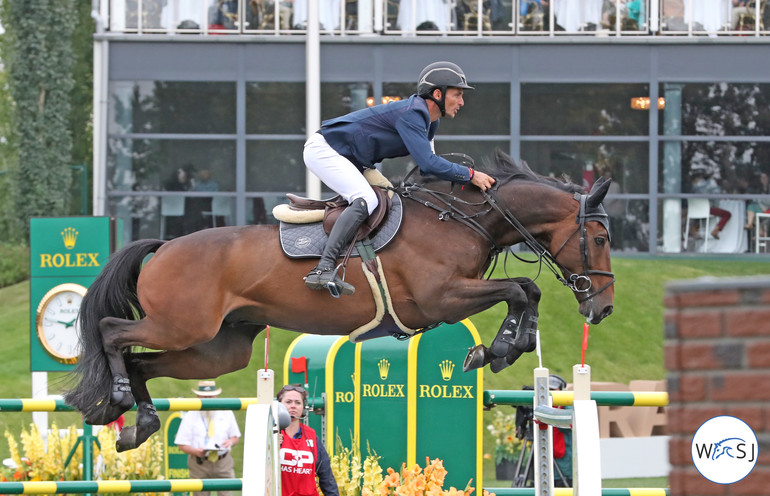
[322,187,393,239]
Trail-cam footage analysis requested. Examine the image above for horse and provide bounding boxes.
[64,150,614,452]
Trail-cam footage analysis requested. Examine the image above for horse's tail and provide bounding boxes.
[63,239,165,422]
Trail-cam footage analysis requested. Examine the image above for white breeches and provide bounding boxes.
[304,132,379,215]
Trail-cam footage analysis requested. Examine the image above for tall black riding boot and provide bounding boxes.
[304,198,369,296]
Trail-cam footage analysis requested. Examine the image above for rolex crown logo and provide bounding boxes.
[61,227,78,250]
[439,359,455,381]
[378,359,390,380]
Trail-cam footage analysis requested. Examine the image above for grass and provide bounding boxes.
[1,256,768,489]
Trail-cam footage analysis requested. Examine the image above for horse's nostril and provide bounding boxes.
[603,305,614,318]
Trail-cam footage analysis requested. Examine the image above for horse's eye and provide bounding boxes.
[594,237,606,247]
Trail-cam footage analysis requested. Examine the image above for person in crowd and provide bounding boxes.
[174,381,241,496]
[302,61,495,296]
[162,165,195,238]
[745,171,770,236]
[691,169,732,239]
[732,0,753,29]
[188,167,221,231]
[278,384,339,496]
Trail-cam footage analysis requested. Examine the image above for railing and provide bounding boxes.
[99,0,769,38]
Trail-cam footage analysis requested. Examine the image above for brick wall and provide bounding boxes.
[666,276,770,496]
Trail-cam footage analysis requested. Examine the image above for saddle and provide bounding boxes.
[285,186,392,242]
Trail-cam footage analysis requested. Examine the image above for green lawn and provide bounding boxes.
[1,256,768,488]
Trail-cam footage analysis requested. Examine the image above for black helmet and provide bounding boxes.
[549,374,567,391]
[417,61,474,96]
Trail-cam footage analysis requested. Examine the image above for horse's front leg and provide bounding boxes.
[460,277,541,373]
[487,277,541,373]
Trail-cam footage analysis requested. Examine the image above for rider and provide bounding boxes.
[303,61,496,296]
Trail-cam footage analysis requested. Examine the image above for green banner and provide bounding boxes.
[283,321,482,490]
[29,217,118,372]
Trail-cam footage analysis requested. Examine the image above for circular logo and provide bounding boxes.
[691,415,758,484]
[295,236,312,249]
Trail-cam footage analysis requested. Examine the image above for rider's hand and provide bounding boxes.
[470,170,496,191]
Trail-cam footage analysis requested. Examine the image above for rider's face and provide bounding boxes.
[442,87,465,118]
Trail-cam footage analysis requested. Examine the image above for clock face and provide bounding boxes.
[36,283,87,363]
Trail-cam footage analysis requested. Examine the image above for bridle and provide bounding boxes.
[398,170,615,303]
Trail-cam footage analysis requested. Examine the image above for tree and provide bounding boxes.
[4,0,77,239]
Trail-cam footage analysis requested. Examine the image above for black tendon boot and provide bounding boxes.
[304,198,369,296]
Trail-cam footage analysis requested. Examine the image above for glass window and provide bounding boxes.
[107,138,236,192]
[321,83,375,121]
[245,140,306,192]
[381,83,510,135]
[246,82,306,134]
[658,141,770,195]
[109,81,236,134]
[521,141,649,194]
[521,83,649,136]
[659,83,770,137]
[607,199,650,252]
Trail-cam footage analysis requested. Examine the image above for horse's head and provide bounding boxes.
[548,177,615,324]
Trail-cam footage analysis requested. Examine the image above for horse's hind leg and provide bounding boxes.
[115,323,264,452]
[98,317,143,415]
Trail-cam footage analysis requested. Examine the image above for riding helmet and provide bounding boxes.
[417,61,475,97]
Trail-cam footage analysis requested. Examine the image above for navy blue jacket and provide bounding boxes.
[320,95,471,183]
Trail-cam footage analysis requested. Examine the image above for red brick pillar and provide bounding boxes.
[665,277,770,496]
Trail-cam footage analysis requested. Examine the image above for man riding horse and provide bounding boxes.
[303,61,497,296]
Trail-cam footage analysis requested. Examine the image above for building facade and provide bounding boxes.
[95,1,770,254]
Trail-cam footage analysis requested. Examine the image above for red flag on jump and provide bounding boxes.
[291,356,308,386]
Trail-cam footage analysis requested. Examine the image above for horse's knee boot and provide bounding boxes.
[513,311,538,353]
[489,315,519,357]
[305,198,369,297]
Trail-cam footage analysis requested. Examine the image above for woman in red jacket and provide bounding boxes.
[278,385,339,496]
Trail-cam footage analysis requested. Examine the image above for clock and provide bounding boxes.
[36,283,87,364]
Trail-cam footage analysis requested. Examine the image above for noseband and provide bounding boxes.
[481,187,615,303]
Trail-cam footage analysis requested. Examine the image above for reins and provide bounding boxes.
[397,169,615,303]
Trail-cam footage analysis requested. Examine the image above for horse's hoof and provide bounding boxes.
[116,426,137,452]
[463,345,488,372]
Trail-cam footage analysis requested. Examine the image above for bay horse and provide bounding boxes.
[64,150,614,451]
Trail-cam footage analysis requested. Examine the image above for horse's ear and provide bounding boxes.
[587,177,611,208]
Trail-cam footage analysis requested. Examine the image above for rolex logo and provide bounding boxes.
[378,359,390,380]
[439,359,455,381]
[61,228,78,250]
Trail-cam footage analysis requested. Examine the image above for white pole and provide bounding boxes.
[532,367,553,496]
[305,1,322,200]
[572,363,601,496]
[32,372,48,435]
[92,1,109,216]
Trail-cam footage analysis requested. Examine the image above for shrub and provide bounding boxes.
[0,241,29,288]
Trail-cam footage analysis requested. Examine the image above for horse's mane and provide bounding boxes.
[481,149,585,194]
[413,149,585,195]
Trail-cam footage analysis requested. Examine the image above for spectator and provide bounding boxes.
[174,381,241,496]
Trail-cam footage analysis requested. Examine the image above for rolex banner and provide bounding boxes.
[283,321,483,490]
[30,217,120,372]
